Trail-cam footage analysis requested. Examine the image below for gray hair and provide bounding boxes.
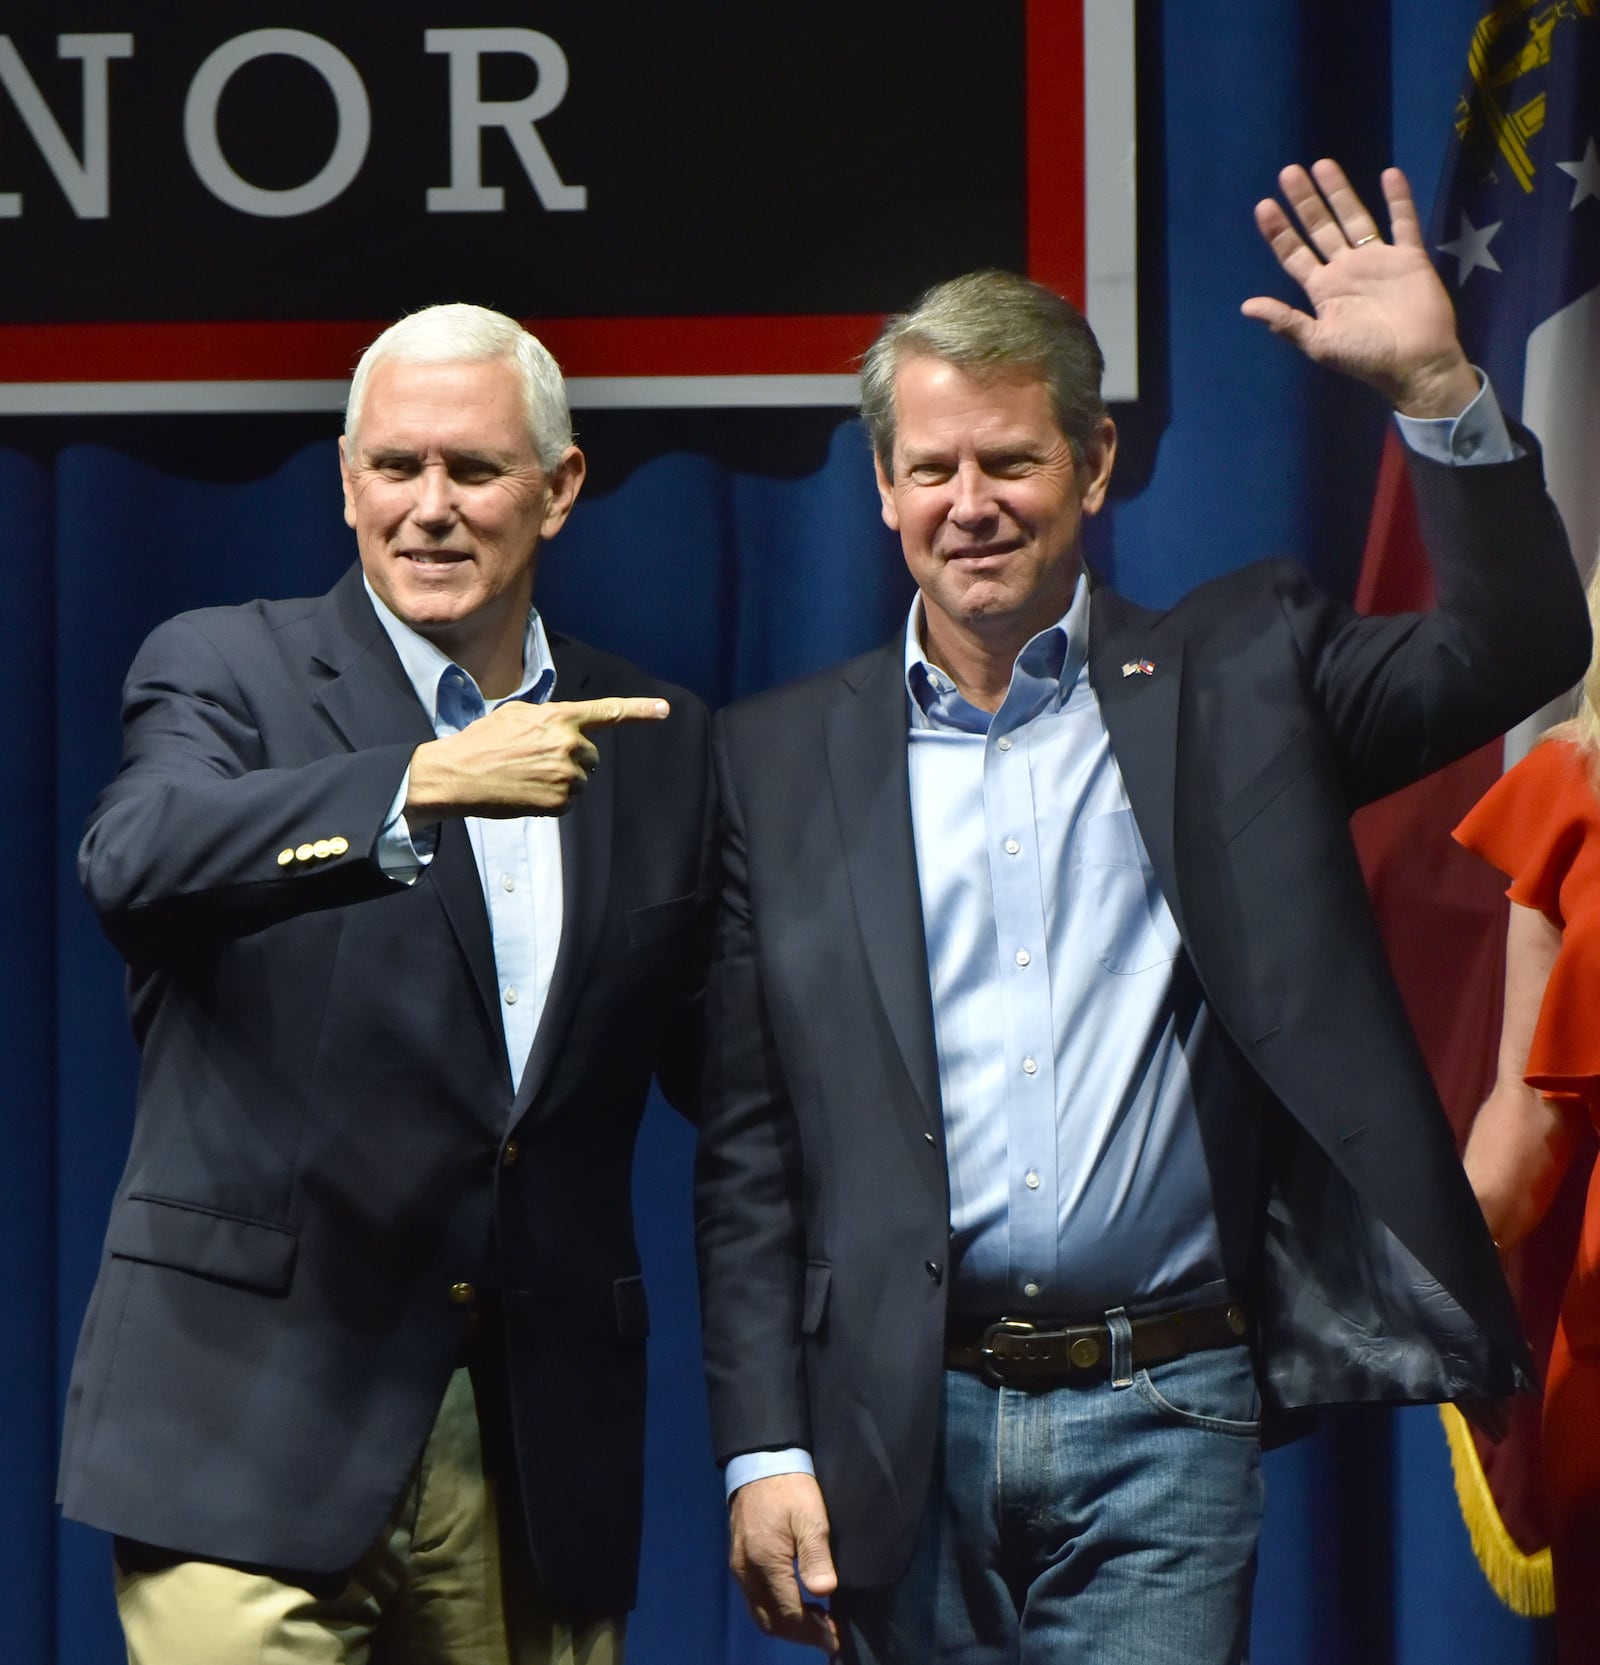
[860,270,1107,475]
[345,303,573,472]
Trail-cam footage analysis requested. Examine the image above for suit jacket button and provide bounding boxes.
[501,1140,520,1167]
[925,1260,942,1285]
[448,1282,476,1306]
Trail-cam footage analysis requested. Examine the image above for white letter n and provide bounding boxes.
[0,34,134,218]
[425,28,586,213]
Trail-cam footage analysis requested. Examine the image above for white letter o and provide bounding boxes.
[185,29,370,217]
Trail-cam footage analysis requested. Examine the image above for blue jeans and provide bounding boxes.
[837,1334,1264,1665]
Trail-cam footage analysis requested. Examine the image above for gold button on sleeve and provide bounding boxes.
[312,840,331,859]
[295,843,314,862]
[276,848,295,867]
[328,836,349,856]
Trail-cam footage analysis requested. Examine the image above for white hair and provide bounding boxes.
[344,303,573,471]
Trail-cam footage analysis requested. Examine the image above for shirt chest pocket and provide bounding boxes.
[1071,808,1182,975]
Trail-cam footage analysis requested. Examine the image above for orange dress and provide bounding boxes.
[1456,736,1600,1658]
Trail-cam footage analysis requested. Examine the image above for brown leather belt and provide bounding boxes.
[946,1301,1249,1388]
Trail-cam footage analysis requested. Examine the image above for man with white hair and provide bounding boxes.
[59,303,713,1663]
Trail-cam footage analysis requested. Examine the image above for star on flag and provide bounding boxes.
[1556,135,1600,209]
[1436,211,1504,284]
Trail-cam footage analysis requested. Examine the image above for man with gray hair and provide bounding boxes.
[695,162,1588,1662]
[60,302,713,1663]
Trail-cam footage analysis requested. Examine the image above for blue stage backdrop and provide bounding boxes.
[1,2,1564,1661]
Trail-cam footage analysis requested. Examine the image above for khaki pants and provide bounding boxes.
[115,1366,622,1665]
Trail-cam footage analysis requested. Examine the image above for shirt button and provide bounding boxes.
[504,985,519,1005]
[501,873,516,892]
[1025,1170,1040,1189]
[997,736,1013,752]
[1015,949,1031,967]
[1023,1281,1041,1298]
[1021,1056,1038,1075]
[1004,838,1020,856]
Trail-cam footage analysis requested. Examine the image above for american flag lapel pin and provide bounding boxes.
[1121,658,1155,678]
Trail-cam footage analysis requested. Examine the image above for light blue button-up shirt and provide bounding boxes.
[722,381,1516,1496]
[366,581,564,1088]
[907,583,1227,1314]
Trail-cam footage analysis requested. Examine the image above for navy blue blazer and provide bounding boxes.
[696,430,1588,1588]
[61,564,715,1615]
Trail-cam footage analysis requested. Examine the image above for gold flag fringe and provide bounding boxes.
[1438,1404,1555,1617]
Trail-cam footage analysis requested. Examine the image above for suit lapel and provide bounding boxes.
[308,565,503,1045]
[1087,586,1189,939]
[824,641,943,1133]
[513,639,610,1117]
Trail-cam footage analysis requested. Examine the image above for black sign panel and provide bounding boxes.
[0,3,1028,323]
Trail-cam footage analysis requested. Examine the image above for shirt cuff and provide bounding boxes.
[1393,369,1519,466]
[375,766,438,883]
[723,1448,815,1503]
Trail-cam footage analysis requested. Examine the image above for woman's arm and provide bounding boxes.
[1464,899,1586,1251]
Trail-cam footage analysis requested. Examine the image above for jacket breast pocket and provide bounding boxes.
[1214,729,1320,846]
[106,1193,297,1295]
[1072,809,1181,975]
[625,892,698,949]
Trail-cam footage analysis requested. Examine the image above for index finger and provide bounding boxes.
[563,695,671,728]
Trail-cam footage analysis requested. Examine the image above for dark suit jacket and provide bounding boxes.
[59,563,714,1616]
[696,434,1589,1588]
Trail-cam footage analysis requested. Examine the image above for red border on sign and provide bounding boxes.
[0,2,1085,386]
[1025,0,1086,305]
[0,315,887,383]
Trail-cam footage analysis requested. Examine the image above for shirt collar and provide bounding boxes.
[363,577,557,722]
[903,575,1091,733]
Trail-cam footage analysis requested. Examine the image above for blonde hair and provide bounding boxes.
[1542,547,1600,767]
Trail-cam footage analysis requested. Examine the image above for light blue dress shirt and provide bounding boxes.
[723,381,1515,1497]
[366,581,564,1088]
[907,582,1227,1316]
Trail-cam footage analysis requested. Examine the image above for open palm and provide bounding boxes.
[1242,160,1476,418]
